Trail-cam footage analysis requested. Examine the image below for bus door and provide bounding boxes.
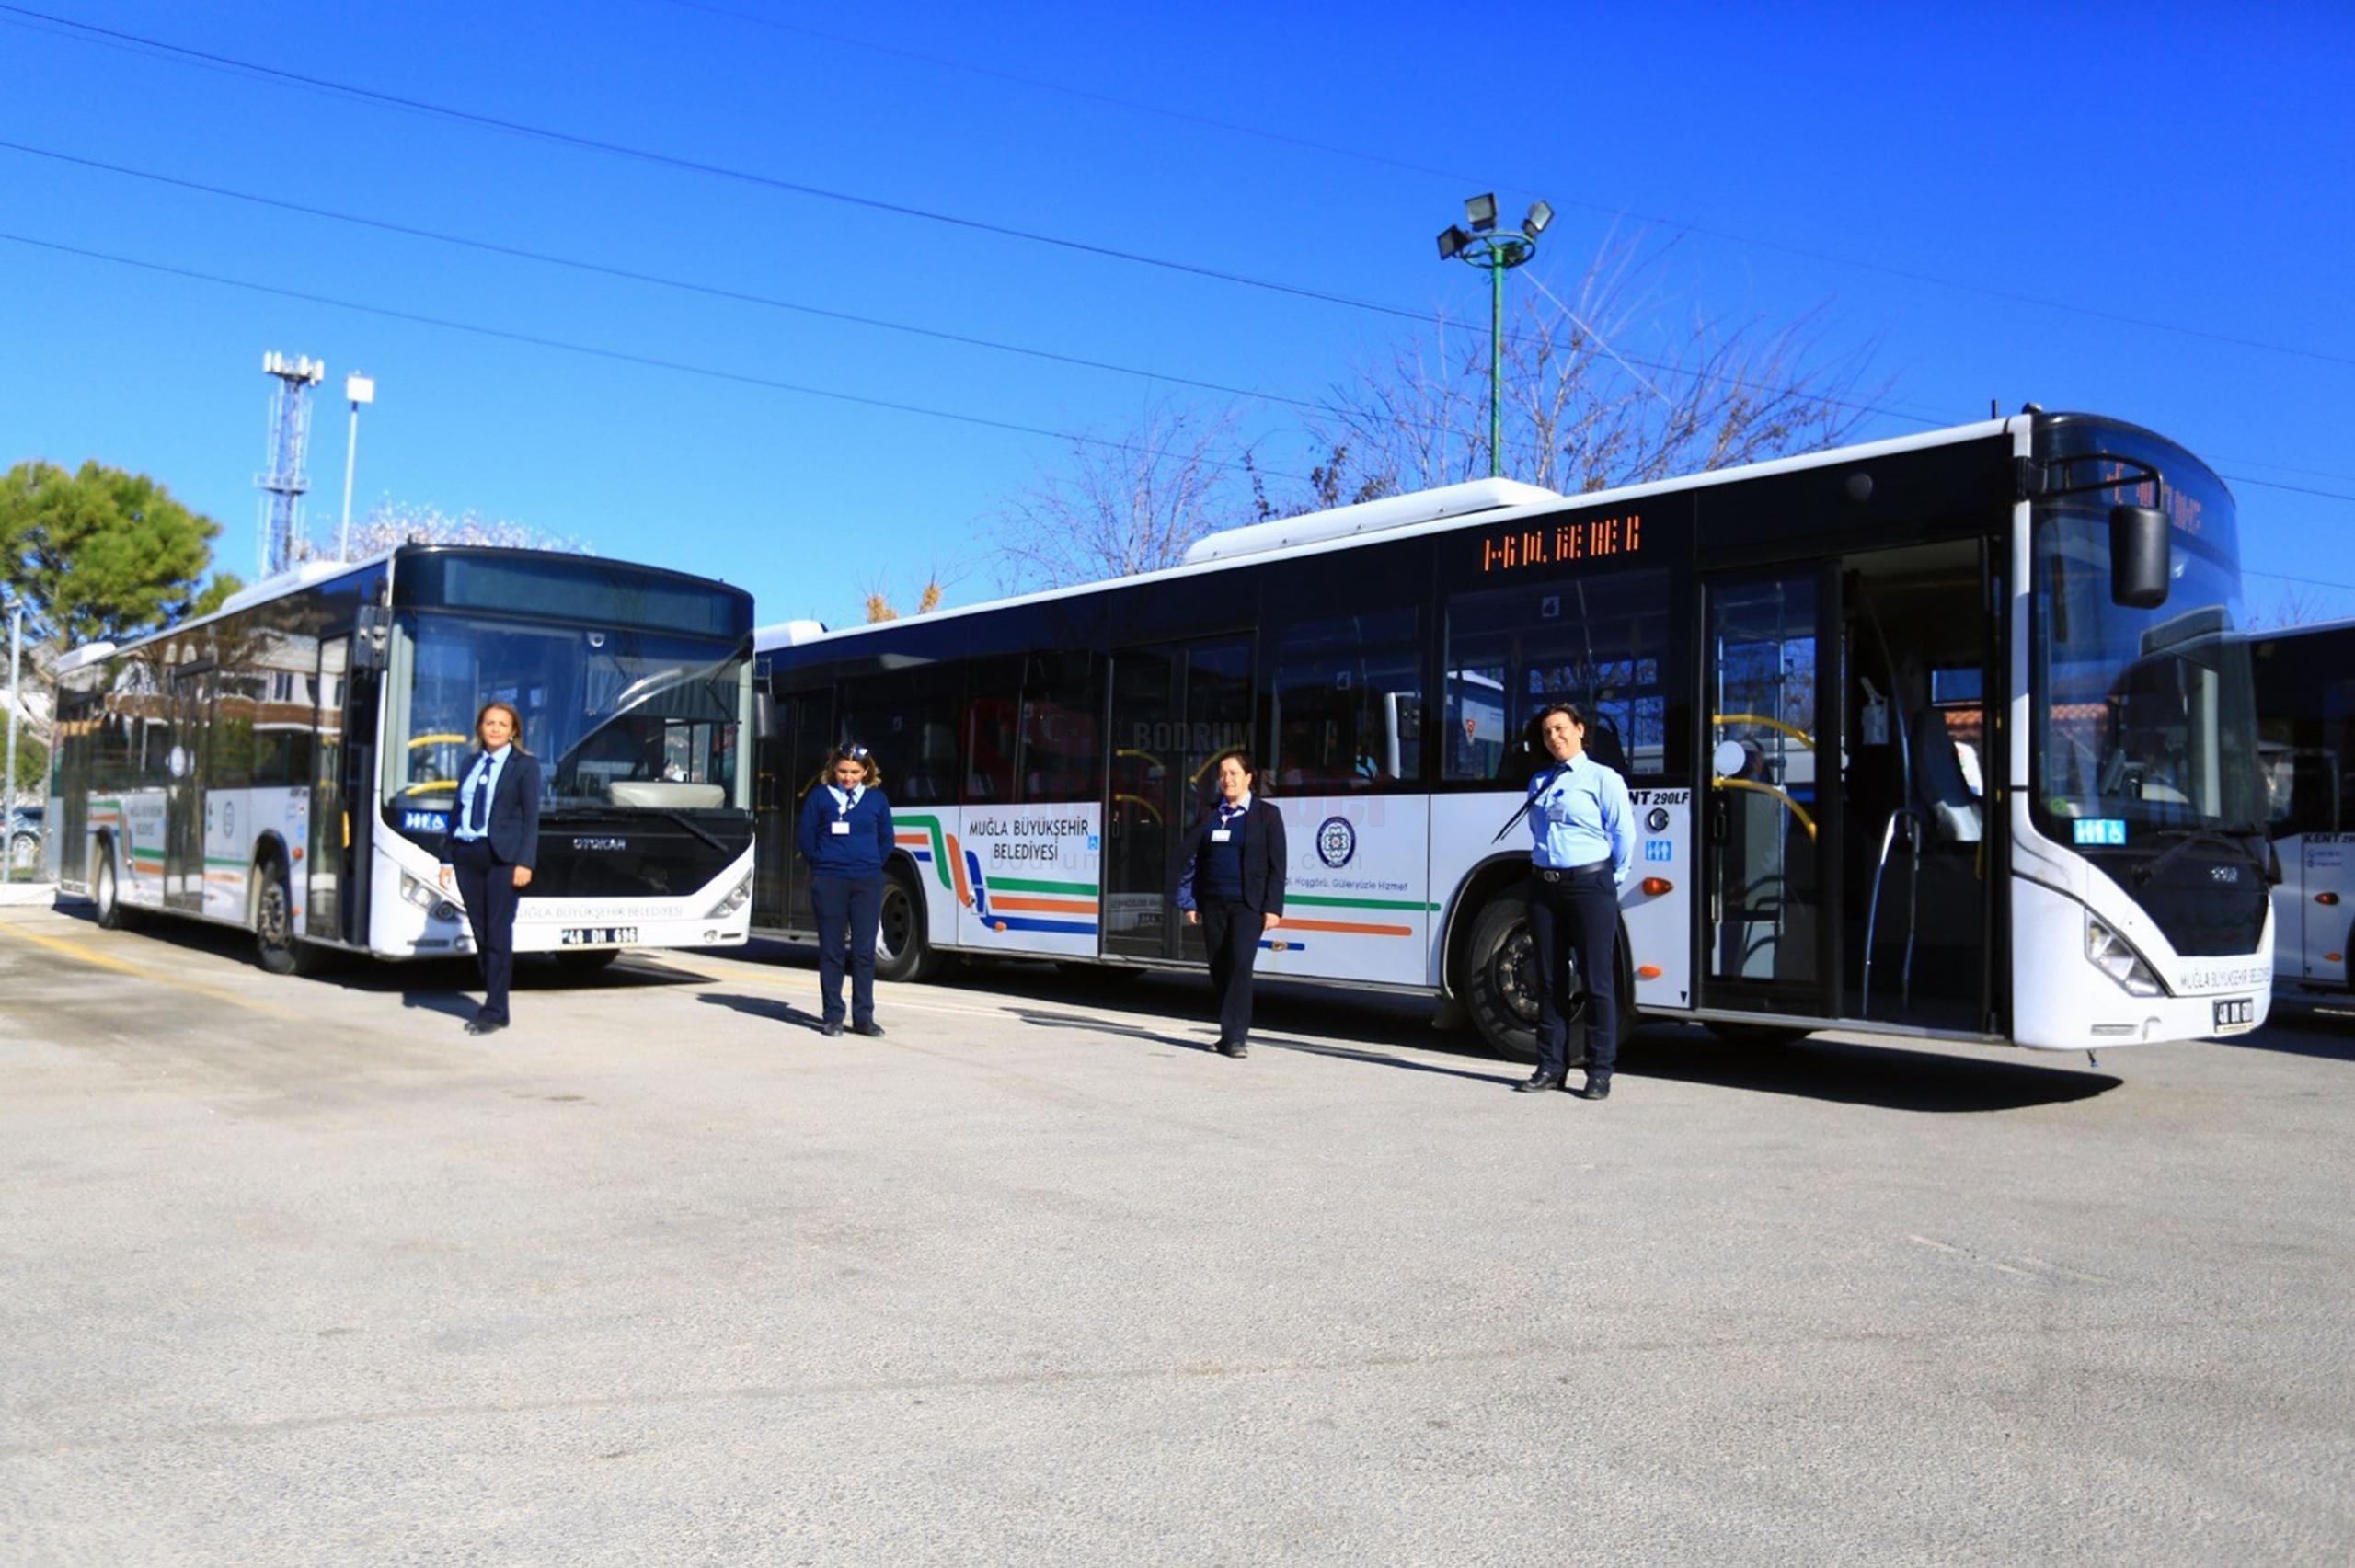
[307,636,350,942]
[1102,635,1255,961]
[1698,568,1837,1017]
[758,688,833,933]
[165,664,210,913]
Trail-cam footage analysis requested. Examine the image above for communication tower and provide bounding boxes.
[256,351,326,577]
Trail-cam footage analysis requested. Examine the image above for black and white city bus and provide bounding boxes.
[752,412,2273,1059]
[45,545,756,974]
[2250,616,2355,994]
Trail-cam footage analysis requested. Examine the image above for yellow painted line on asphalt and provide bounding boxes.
[0,919,303,1022]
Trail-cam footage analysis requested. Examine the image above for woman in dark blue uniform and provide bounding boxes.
[796,744,893,1037]
[1169,749,1287,1059]
[438,700,542,1036]
[1516,702,1635,1099]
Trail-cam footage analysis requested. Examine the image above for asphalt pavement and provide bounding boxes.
[1,901,2349,1564]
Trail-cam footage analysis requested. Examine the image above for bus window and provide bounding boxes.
[842,668,960,807]
[1269,607,1421,790]
[1018,652,1101,803]
[963,658,1021,804]
[1443,568,1669,780]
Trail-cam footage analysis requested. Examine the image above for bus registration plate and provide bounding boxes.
[561,927,638,946]
[2211,997,2257,1035]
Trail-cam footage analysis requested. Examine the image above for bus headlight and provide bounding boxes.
[399,871,464,924]
[2085,916,2164,998]
[704,872,752,920]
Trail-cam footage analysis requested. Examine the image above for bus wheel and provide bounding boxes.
[556,948,621,975]
[873,867,947,983]
[94,848,131,931]
[1463,892,1542,1064]
[254,860,299,976]
[1706,1022,1811,1049]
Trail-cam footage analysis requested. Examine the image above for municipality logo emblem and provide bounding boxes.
[1315,816,1356,869]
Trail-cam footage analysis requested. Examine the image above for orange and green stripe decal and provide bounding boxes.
[1277,893,1439,939]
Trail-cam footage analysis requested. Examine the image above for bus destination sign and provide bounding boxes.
[1476,511,1644,575]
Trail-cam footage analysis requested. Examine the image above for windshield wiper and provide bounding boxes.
[2131,823,2273,887]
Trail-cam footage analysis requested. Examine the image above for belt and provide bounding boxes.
[1534,859,1612,883]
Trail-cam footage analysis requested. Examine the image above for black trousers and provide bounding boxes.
[1198,898,1265,1045]
[811,873,882,1026]
[448,837,521,1024]
[1528,868,1620,1081]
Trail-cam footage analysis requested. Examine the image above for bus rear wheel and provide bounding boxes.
[873,866,947,983]
[254,860,299,976]
[1462,887,1634,1066]
[93,849,131,931]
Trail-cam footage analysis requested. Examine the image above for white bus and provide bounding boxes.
[2250,617,2355,995]
[46,545,757,973]
[752,413,2273,1059]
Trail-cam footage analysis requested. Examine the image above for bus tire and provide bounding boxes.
[93,844,132,931]
[1463,887,1637,1065]
[1706,1022,1811,1049]
[873,865,947,983]
[253,855,299,976]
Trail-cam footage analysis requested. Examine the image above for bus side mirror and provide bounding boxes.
[2109,505,2169,609]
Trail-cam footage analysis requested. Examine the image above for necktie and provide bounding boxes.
[466,756,493,834]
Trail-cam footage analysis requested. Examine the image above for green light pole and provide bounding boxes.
[1438,194,1553,478]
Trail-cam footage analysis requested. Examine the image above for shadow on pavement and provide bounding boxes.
[1622,1026,2122,1113]
[697,990,821,1030]
[1006,1006,1212,1055]
[2215,997,2355,1062]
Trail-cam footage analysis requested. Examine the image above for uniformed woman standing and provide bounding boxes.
[438,700,542,1036]
[1169,749,1287,1058]
[1515,702,1635,1099]
[797,744,893,1037]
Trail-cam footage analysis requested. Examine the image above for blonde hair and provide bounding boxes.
[476,700,527,752]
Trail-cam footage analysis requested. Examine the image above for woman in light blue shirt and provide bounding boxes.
[1515,701,1635,1100]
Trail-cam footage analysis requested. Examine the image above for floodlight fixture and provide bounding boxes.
[1523,200,1554,238]
[1465,193,1498,233]
[1437,224,1473,261]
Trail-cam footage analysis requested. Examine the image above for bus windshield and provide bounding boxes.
[386,611,753,816]
[2033,494,2265,839]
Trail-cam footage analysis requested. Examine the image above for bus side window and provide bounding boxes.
[1269,607,1421,791]
[1018,651,1101,804]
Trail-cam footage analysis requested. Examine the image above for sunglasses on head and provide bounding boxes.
[844,745,870,761]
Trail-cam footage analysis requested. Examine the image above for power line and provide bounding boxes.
[0,228,1327,486]
[3,10,2345,499]
[0,133,1941,435]
[638,0,2355,374]
[0,4,1970,433]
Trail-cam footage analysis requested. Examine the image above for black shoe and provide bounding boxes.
[465,1016,507,1036]
[1515,1072,1566,1093]
[821,1020,844,1037]
[1572,1074,1612,1101]
[1220,1039,1248,1059]
[852,1021,886,1037]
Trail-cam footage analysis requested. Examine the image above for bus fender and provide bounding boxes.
[1437,853,1534,999]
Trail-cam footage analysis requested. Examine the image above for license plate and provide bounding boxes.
[560,926,638,946]
[2211,996,2257,1035]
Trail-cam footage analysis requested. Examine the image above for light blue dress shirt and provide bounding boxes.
[453,745,512,841]
[1527,753,1636,887]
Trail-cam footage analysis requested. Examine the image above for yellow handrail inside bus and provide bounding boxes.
[1112,792,1163,825]
[408,732,471,749]
[1712,713,1815,751]
[1711,775,1819,841]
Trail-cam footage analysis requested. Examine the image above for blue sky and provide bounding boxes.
[2,0,2349,629]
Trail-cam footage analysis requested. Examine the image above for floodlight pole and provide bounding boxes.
[339,372,375,561]
[1438,195,1549,480]
[3,598,20,883]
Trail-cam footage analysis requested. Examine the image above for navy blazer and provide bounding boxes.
[1169,797,1287,915]
[797,785,894,877]
[454,748,543,869]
